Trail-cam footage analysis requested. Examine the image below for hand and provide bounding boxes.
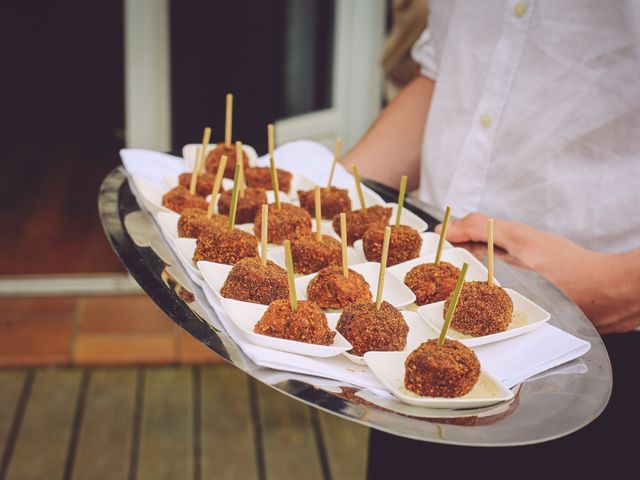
[436,213,640,334]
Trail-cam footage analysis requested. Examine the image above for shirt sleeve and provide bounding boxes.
[411,27,438,81]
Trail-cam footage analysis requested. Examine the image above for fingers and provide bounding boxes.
[435,212,490,243]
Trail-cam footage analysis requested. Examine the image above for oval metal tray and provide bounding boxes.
[99,167,611,446]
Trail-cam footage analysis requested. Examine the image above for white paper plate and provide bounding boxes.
[197,261,233,300]
[131,175,174,214]
[173,238,202,279]
[364,350,514,408]
[295,262,416,309]
[388,247,499,288]
[268,245,364,275]
[220,298,352,357]
[182,143,259,170]
[353,232,453,265]
[342,311,437,365]
[417,288,551,347]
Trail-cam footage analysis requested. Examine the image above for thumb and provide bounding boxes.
[435,212,490,243]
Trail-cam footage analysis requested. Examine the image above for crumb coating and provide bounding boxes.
[404,261,460,305]
[445,281,513,336]
[253,203,312,244]
[254,299,336,345]
[178,172,219,197]
[217,187,267,224]
[298,187,351,219]
[291,235,341,274]
[220,257,289,305]
[404,339,480,397]
[336,301,408,356]
[307,266,372,309]
[193,227,257,265]
[204,143,250,179]
[331,205,392,245]
[245,167,292,193]
[362,224,422,266]
[177,208,229,238]
[162,186,208,213]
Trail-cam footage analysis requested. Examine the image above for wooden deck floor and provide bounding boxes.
[0,366,369,480]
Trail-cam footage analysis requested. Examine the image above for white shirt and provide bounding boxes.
[412,0,640,253]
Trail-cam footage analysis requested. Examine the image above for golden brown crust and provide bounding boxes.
[178,172,220,197]
[291,235,342,274]
[254,299,336,345]
[336,301,408,356]
[298,187,351,219]
[162,186,208,214]
[192,228,258,265]
[404,261,460,305]
[204,143,250,179]
[244,167,292,193]
[362,224,422,266]
[445,281,513,336]
[253,203,312,245]
[307,266,372,309]
[404,338,480,397]
[220,257,289,305]
[217,187,267,224]
[331,205,392,245]
[177,208,229,238]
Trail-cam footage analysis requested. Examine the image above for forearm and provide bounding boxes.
[341,75,435,190]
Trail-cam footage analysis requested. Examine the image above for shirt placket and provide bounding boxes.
[445,0,536,217]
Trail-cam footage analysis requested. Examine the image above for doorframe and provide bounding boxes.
[123,0,386,152]
[275,0,387,150]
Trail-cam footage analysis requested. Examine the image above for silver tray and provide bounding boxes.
[98,167,611,446]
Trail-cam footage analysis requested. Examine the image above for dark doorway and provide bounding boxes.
[0,1,125,274]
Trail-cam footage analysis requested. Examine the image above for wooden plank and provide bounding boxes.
[318,410,369,480]
[71,368,137,480]
[5,369,82,480]
[0,371,28,467]
[136,367,193,480]
[256,382,324,480]
[200,366,259,480]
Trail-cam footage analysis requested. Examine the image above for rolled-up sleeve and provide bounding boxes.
[411,28,438,80]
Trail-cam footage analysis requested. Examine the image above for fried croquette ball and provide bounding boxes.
[254,299,336,345]
[445,281,513,336]
[307,266,372,309]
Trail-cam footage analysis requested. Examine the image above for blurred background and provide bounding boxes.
[0,0,426,478]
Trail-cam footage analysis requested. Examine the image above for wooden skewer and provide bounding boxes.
[375,226,392,310]
[236,141,245,199]
[267,124,281,210]
[352,165,367,215]
[225,93,233,147]
[394,175,407,227]
[227,163,242,230]
[260,204,268,267]
[327,137,342,188]
[340,213,348,278]
[199,127,211,174]
[207,155,227,219]
[314,186,322,241]
[189,146,201,195]
[438,263,468,346]
[487,219,494,287]
[284,240,298,311]
[434,206,452,266]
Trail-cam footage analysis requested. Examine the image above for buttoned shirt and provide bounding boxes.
[412,0,640,253]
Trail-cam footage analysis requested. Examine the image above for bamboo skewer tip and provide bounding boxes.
[375,226,392,310]
[438,263,468,346]
[434,206,452,266]
[284,240,298,311]
[340,213,348,278]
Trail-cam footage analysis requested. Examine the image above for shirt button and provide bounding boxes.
[514,2,529,17]
[480,114,492,129]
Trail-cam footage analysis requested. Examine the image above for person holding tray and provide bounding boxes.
[341,1,640,478]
